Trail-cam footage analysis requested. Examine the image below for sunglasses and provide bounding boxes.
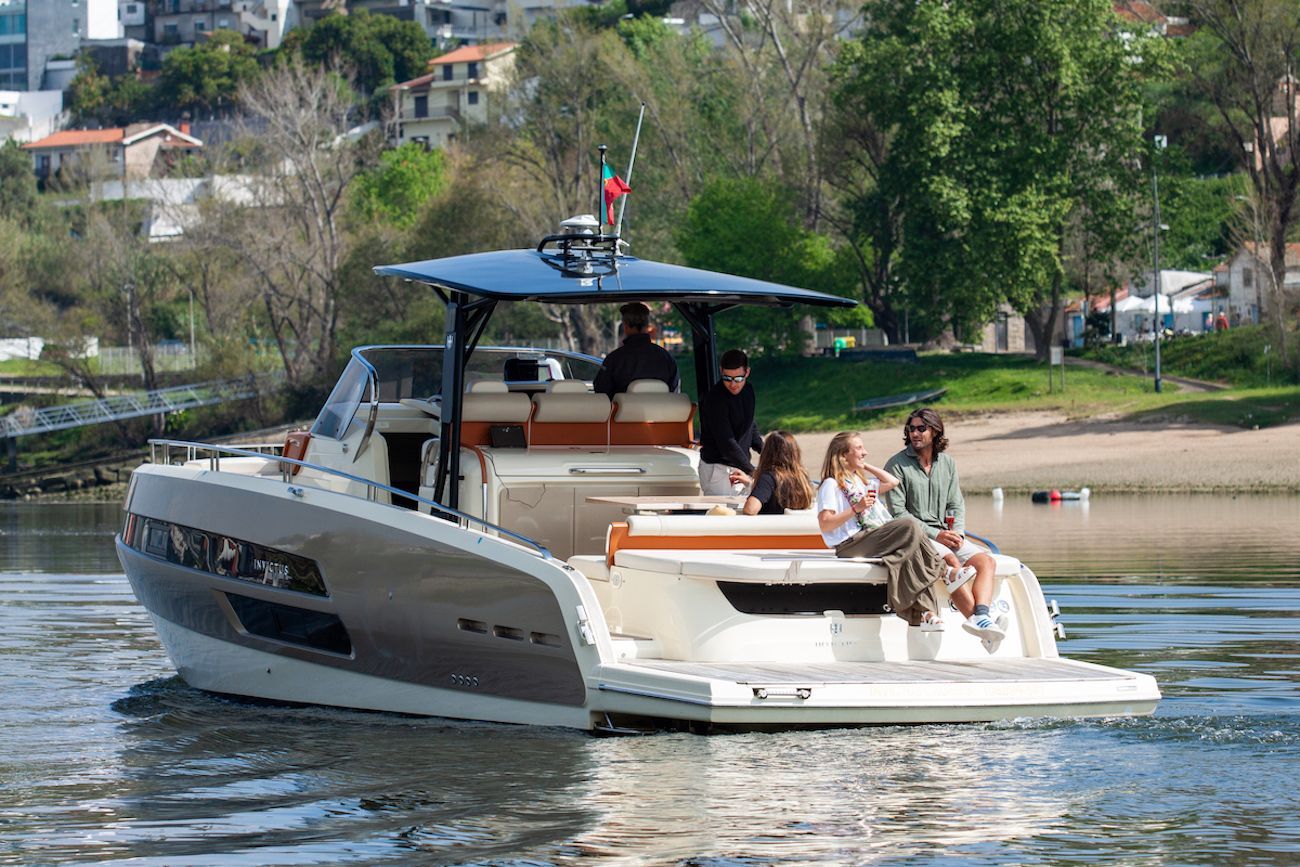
[720,374,747,383]
[905,423,929,433]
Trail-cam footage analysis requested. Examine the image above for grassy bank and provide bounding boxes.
[1073,324,1299,388]
[678,351,1300,433]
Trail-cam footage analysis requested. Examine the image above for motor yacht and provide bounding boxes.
[117,219,1160,731]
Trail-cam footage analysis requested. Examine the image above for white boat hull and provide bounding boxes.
[119,462,1160,731]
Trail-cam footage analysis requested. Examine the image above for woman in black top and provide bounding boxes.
[731,430,814,515]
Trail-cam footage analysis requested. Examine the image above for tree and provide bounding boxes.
[0,140,37,224]
[1184,0,1300,369]
[67,54,111,121]
[830,0,1160,356]
[350,143,446,229]
[68,54,153,126]
[487,16,631,354]
[202,59,382,387]
[157,29,260,114]
[281,10,434,96]
[678,177,842,355]
[693,0,858,228]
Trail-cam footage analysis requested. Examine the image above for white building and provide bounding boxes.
[0,0,121,91]
[1215,242,1300,326]
[390,41,515,149]
[0,88,63,143]
[153,0,291,50]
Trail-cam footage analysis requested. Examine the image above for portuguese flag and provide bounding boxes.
[602,163,631,225]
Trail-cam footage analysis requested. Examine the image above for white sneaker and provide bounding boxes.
[963,613,1005,641]
[980,615,1011,653]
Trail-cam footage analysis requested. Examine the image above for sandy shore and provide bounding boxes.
[795,412,1300,494]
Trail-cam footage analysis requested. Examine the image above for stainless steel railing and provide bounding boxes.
[146,439,553,560]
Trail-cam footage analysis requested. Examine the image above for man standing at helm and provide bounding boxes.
[697,349,763,496]
[593,302,680,397]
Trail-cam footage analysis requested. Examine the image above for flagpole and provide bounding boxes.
[598,144,608,236]
[616,103,646,237]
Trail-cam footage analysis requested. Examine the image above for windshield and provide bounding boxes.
[308,346,603,440]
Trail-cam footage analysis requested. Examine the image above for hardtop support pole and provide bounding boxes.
[435,292,469,510]
[675,302,730,400]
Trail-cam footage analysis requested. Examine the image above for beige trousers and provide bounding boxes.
[835,517,945,626]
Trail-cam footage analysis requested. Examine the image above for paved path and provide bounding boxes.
[1063,357,1227,393]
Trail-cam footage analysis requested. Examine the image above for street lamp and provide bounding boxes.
[1151,134,1167,393]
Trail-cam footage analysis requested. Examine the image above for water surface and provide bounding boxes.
[1,496,1297,864]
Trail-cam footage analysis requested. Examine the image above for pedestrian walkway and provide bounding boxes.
[1,376,277,439]
[1063,357,1227,393]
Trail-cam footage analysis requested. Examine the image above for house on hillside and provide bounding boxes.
[1215,242,1300,325]
[153,0,290,49]
[0,88,63,143]
[22,122,201,183]
[389,41,515,149]
[1112,2,1195,37]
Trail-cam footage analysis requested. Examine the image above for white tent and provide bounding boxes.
[1115,295,1153,313]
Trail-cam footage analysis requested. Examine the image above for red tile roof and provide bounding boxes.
[1114,1,1164,25]
[23,128,124,149]
[430,42,515,66]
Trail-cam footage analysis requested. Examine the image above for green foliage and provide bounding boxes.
[282,10,434,95]
[67,54,110,119]
[678,178,849,355]
[1158,170,1245,270]
[351,144,446,229]
[67,54,154,126]
[0,140,37,223]
[157,30,260,112]
[1149,29,1240,176]
[1076,324,1300,388]
[830,0,1166,349]
[565,0,630,29]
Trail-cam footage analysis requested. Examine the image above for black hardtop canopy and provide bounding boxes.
[373,249,858,310]
[372,244,858,510]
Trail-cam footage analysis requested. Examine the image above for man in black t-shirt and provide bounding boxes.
[697,348,763,495]
[593,302,680,397]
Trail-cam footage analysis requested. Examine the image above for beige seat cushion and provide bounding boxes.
[547,379,590,394]
[626,379,670,393]
[613,391,693,423]
[532,390,611,423]
[462,390,532,423]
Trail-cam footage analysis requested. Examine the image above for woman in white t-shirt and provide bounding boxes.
[817,431,970,631]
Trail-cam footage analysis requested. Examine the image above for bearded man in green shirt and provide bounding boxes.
[883,408,1006,644]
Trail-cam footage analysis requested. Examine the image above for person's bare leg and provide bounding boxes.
[950,584,976,618]
[967,553,997,608]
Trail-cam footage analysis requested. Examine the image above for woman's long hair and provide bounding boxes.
[753,430,813,510]
[820,431,867,489]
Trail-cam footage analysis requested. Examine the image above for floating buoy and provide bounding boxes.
[1031,488,1091,503]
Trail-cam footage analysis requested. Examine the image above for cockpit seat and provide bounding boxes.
[460,380,533,447]
[611,379,695,446]
[530,380,612,446]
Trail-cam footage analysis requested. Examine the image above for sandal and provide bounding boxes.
[918,611,945,632]
[942,564,977,593]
